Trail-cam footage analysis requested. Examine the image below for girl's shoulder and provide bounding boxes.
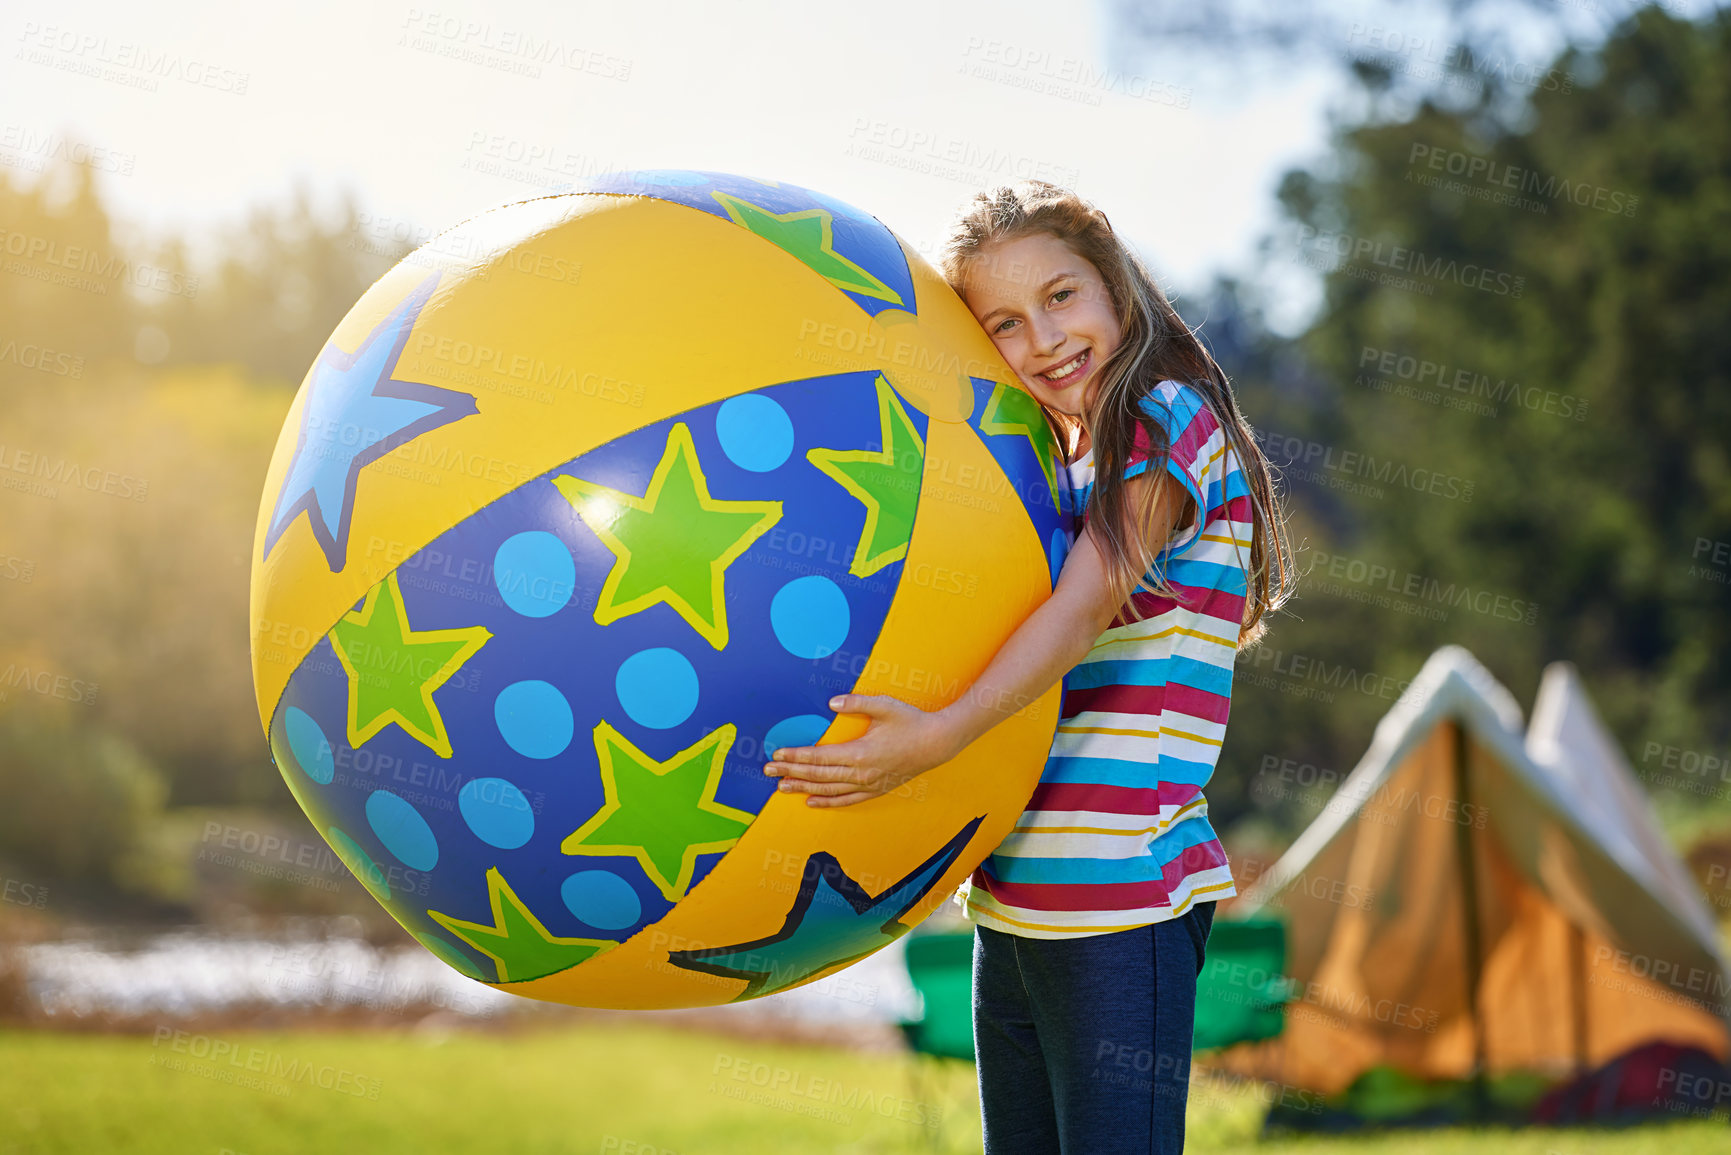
[1128,380,1221,462]
[1135,378,1216,429]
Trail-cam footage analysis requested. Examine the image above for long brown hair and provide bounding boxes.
[938,180,1296,647]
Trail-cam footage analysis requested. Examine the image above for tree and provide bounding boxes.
[1218,7,1731,840]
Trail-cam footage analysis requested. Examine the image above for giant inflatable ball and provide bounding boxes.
[249,170,1070,1009]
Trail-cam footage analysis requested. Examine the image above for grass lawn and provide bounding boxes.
[0,1023,1724,1154]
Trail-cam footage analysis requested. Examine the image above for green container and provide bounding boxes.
[898,931,978,1061]
[897,915,1291,1062]
[1193,915,1292,1052]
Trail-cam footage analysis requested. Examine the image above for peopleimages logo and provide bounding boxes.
[1356,345,1589,422]
[1407,144,1639,217]
[1295,225,1524,298]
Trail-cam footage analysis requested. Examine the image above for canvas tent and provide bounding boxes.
[1219,645,1731,1097]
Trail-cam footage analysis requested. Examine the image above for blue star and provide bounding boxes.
[669,817,983,999]
[264,273,477,571]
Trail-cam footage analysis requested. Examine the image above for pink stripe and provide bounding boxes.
[1027,780,1201,816]
[1168,406,1217,475]
[1063,683,1164,716]
[978,874,1173,912]
[1059,682,1229,727]
[1115,585,1246,628]
[1163,838,1230,885]
[1070,678,1226,721]
[1061,684,1231,728]
[1167,682,1232,725]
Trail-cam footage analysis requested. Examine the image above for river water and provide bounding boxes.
[16,930,922,1028]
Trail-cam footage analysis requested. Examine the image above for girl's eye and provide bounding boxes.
[1052,288,1074,304]
[994,317,1019,334]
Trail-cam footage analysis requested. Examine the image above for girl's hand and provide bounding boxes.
[764,694,967,808]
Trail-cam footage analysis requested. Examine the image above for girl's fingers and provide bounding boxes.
[777,777,867,796]
[763,760,856,782]
[828,694,899,719]
[805,791,878,808]
[768,743,856,767]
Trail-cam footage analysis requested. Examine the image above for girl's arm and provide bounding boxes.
[765,470,1194,807]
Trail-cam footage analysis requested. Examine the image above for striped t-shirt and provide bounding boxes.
[960,379,1248,939]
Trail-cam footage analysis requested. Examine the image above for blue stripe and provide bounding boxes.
[1149,814,1223,866]
[1067,653,1233,696]
[1150,754,1218,788]
[987,854,1165,885]
[1040,753,1218,789]
[1165,653,1233,697]
[1143,382,1203,437]
[1165,556,1249,595]
[1066,659,1168,689]
[1039,755,1160,787]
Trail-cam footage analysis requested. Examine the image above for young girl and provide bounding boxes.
[766,181,1295,1152]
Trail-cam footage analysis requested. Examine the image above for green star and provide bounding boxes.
[979,380,1059,497]
[428,867,615,984]
[563,721,754,902]
[806,376,926,578]
[327,572,491,758]
[711,191,904,305]
[554,424,781,651]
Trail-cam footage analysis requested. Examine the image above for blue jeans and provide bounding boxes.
[972,902,1217,1154]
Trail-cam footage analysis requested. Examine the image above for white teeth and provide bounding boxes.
[1042,352,1087,380]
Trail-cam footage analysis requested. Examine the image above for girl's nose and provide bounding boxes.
[1029,315,1067,357]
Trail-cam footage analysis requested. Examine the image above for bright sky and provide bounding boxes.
[5,0,1503,330]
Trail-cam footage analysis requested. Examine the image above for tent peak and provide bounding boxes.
[1370,644,1525,755]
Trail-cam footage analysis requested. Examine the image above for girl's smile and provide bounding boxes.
[959,232,1122,422]
[1034,347,1093,390]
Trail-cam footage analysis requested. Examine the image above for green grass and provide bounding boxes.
[0,1024,1724,1154]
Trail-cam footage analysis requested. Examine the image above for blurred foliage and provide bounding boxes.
[147,184,409,384]
[0,163,404,897]
[1207,6,1731,841]
[3,366,295,807]
[0,705,166,888]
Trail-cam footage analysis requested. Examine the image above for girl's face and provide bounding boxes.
[959,232,1122,420]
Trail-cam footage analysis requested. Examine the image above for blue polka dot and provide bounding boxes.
[458,777,535,849]
[1049,527,1072,589]
[615,648,698,730]
[765,714,832,758]
[365,790,439,871]
[494,531,576,618]
[284,707,334,785]
[770,576,851,659]
[495,680,574,759]
[561,870,643,931]
[715,394,794,472]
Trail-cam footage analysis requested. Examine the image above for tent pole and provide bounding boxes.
[1451,718,1489,1123]
[1568,921,1589,1075]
